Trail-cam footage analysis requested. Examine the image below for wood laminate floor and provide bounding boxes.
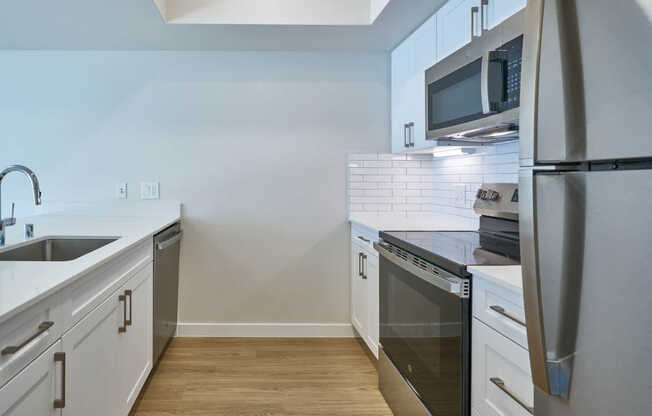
[131,338,393,416]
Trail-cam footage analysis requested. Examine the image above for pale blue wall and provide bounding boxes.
[0,51,390,323]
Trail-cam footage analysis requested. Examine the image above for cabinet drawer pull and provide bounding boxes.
[490,377,533,414]
[404,124,409,148]
[490,305,526,327]
[471,6,480,39]
[357,235,370,243]
[358,253,363,277]
[125,289,133,326]
[119,293,127,333]
[1,321,54,355]
[362,254,368,279]
[53,352,66,409]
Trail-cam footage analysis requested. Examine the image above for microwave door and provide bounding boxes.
[520,0,652,166]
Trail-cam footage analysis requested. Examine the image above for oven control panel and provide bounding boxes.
[473,183,519,221]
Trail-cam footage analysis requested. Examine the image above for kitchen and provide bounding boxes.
[1,1,650,416]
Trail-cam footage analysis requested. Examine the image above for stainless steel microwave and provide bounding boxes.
[425,9,524,144]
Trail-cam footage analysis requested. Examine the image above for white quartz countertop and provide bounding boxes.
[349,213,477,233]
[468,265,523,292]
[0,208,180,324]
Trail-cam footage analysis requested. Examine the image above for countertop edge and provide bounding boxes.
[467,265,523,293]
[0,215,180,325]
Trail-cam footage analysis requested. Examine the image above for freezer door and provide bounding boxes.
[520,0,652,165]
[519,168,652,415]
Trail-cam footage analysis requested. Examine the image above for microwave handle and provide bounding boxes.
[481,51,507,114]
[481,52,492,114]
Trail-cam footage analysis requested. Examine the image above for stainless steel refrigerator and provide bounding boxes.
[519,0,652,415]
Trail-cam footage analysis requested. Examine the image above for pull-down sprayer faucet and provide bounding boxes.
[0,165,42,246]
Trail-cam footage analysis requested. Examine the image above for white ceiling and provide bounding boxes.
[158,0,379,25]
[0,0,447,51]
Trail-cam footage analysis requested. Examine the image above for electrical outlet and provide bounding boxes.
[116,183,128,199]
[140,182,160,200]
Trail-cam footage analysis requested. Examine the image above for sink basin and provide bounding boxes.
[0,237,119,261]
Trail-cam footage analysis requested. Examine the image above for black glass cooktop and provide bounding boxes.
[379,230,520,277]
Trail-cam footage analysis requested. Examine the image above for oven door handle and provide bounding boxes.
[374,242,468,297]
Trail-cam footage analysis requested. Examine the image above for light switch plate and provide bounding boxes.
[140,182,160,200]
[115,183,128,199]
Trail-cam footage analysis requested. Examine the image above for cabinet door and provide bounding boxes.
[487,0,526,29]
[391,37,412,153]
[436,0,481,62]
[407,15,436,151]
[472,319,533,416]
[363,251,379,359]
[119,266,153,416]
[62,291,122,416]
[0,341,62,416]
[350,242,367,338]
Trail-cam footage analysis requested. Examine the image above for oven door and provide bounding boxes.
[377,246,470,416]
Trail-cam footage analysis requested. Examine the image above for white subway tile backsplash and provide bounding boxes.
[364,175,392,182]
[350,167,379,175]
[348,153,378,161]
[392,160,421,168]
[363,160,393,168]
[347,147,518,220]
[379,168,407,176]
[349,182,378,189]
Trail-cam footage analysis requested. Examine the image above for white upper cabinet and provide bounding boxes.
[487,0,526,29]
[391,15,436,153]
[390,0,525,154]
[435,0,480,62]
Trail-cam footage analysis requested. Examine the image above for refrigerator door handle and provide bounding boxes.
[520,167,582,399]
[519,167,550,394]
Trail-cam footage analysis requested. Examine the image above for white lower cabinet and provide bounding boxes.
[118,267,153,414]
[350,232,379,358]
[0,341,63,416]
[472,319,533,416]
[61,264,153,416]
[62,290,121,416]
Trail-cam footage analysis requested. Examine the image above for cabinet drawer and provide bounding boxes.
[473,277,527,349]
[472,319,533,416]
[0,291,65,387]
[350,225,378,255]
[62,240,152,329]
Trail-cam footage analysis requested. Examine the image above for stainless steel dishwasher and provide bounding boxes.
[153,223,182,365]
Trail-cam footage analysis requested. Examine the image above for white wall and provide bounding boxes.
[0,51,390,327]
[348,142,519,222]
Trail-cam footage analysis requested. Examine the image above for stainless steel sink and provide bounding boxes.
[0,237,119,261]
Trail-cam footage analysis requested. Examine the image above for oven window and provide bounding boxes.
[379,256,468,416]
[428,58,484,131]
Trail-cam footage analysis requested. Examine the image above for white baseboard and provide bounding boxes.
[176,322,355,338]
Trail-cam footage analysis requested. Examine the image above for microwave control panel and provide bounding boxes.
[490,35,523,113]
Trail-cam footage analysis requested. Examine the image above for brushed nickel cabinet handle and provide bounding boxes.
[362,254,368,279]
[490,377,533,414]
[1,321,54,355]
[490,305,526,327]
[119,294,127,333]
[53,352,66,409]
[357,235,370,243]
[358,253,363,277]
[404,124,409,147]
[481,0,489,33]
[125,290,133,326]
[471,6,480,39]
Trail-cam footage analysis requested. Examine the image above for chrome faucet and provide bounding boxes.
[0,165,42,246]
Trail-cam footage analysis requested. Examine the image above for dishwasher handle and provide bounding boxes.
[157,231,183,250]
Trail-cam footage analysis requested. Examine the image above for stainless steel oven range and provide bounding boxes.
[373,183,520,416]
